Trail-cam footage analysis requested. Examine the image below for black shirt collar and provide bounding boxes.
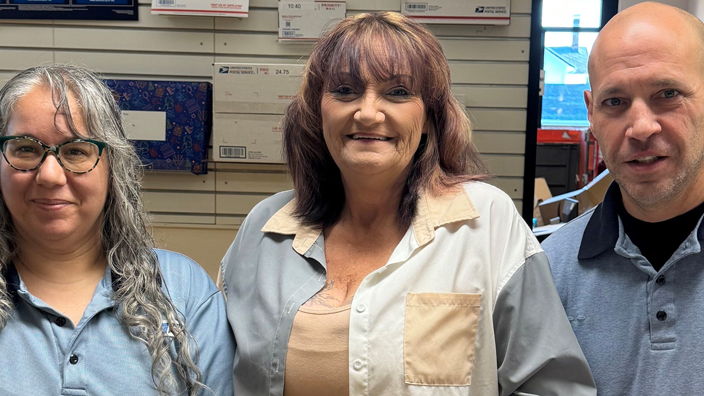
[578,181,622,259]
[578,181,704,260]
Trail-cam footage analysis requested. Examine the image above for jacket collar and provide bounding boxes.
[261,187,480,255]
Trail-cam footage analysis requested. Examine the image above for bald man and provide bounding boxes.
[542,2,704,395]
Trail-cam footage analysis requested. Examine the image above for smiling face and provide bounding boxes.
[585,7,704,221]
[0,84,109,248]
[321,72,426,186]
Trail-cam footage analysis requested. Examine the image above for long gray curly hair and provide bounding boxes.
[0,65,205,395]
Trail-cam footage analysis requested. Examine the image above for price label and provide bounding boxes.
[278,1,346,42]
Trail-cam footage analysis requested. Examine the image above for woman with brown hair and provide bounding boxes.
[220,11,595,396]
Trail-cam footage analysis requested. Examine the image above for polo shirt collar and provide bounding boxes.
[5,263,20,301]
[261,187,480,255]
[578,181,704,260]
[4,261,121,303]
[578,181,622,259]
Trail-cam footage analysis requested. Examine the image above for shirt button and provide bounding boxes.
[69,354,79,365]
[656,275,666,286]
[356,304,366,313]
[353,360,363,370]
[55,317,66,327]
[656,311,667,321]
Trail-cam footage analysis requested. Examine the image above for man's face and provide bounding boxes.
[585,20,704,220]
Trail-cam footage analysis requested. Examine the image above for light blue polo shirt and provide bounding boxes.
[0,249,234,396]
[544,183,704,395]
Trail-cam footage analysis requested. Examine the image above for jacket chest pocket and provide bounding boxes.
[403,292,482,386]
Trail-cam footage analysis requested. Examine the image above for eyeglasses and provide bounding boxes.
[0,136,107,174]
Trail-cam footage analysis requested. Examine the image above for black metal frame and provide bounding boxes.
[521,0,619,224]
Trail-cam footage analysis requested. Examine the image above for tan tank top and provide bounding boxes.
[283,305,351,396]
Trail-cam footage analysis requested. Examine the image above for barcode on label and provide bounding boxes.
[285,21,291,27]
[220,146,246,159]
[405,2,428,10]
[281,30,296,38]
[157,0,176,5]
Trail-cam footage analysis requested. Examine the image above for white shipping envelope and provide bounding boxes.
[213,63,304,114]
[278,1,346,42]
[213,113,284,164]
[122,111,166,141]
[401,0,510,25]
[152,0,248,17]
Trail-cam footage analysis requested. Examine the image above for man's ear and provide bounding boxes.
[584,89,594,126]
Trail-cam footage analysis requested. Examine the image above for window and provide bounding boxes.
[540,0,604,127]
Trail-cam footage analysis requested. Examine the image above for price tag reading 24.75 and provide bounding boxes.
[278,1,346,42]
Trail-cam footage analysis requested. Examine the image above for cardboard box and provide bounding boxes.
[107,80,212,174]
[539,170,613,224]
[213,113,284,163]
[401,0,510,25]
[533,177,552,226]
[213,63,304,115]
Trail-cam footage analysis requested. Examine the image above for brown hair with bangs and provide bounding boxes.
[283,11,489,228]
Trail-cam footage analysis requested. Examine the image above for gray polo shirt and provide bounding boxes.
[543,182,704,395]
[0,249,235,396]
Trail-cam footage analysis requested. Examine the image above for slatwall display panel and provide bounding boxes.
[440,39,530,62]
[216,193,272,215]
[151,225,238,279]
[485,154,525,177]
[489,178,523,199]
[143,191,216,213]
[473,131,525,154]
[514,200,522,211]
[0,0,533,246]
[0,49,54,71]
[142,171,216,191]
[468,109,527,131]
[0,26,54,48]
[452,86,528,108]
[55,28,215,53]
[0,72,17,87]
[141,171,217,224]
[215,33,314,56]
[449,62,529,85]
[215,9,279,31]
[216,170,292,193]
[56,6,215,29]
[512,0,531,13]
[214,55,308,63]
[54,52,215,79]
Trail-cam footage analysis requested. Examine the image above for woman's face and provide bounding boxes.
[321,72,426,185]
[0,85,109,248]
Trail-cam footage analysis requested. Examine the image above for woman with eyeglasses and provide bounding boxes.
[0,65,235,395]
